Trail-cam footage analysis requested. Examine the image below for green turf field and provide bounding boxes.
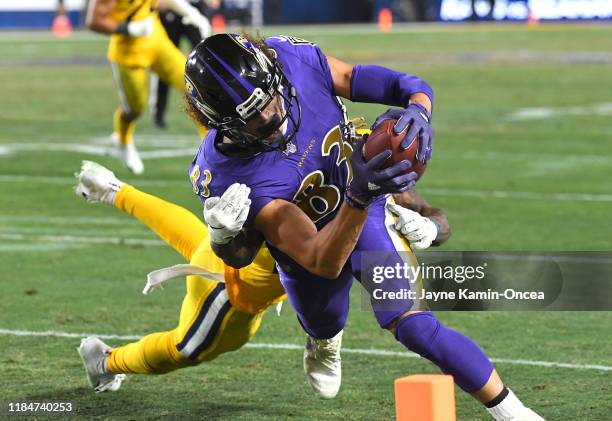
[1,23,611,420]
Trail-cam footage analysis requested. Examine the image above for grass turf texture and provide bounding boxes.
[1,23,611,419]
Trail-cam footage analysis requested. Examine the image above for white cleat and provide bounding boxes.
[77,337,125,393]
[487,389,546,421]
[109,133,144,175]
[303,330,342,399]
[74,160,123,205]
[507,408,546,421]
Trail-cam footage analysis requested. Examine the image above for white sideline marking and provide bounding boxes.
[1,226,148,236]
[0,328,611,372]
[421,187,612,203]
[457,150,612,164]
[5,136,612,165]
[0,215,133,226]
[0,233,164,247]
[1,174,611,203]
[419,251,612,265]
[0,143,195,160]
[0,243,84,252]
[89,135,197,147]
[509,102,612,120]
[0,174,179,187]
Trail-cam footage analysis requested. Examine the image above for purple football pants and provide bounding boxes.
[277,197,493,392]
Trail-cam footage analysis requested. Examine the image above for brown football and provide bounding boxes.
[363,119,427,180]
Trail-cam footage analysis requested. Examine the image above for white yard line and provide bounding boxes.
[1,174,611,203]
[0,143,196,160]
[0,174,180,187]
[3,138,612,164]
[0,243,85,252]
[0,226,149,236]
[420,187,612,203]
[509,102,612,121]
[0,215,133,225]
[0,327,610,372]
[0,232,164,247]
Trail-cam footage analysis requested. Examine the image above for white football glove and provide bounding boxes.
[182,13,211,39]
[387,203,438,250]
[162,0,211,39]
[125,17,154,37]
[203,183,251,245]
[74,161,123,205]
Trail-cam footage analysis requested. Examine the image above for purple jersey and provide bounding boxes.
[189,36,351,230]
[189,35,425,340]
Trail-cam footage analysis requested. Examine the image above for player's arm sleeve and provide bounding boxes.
[350,64,434,109]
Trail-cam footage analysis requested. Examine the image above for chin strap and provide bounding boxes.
[143,264,226,295]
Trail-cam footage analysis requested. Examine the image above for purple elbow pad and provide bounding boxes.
[350,64,434,109]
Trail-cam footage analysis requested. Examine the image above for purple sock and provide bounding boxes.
[394,312,493,392]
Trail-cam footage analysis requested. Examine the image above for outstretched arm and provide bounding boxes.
[255,199,368,279]
[327,55,434,162]
[253,137,418,279]
[327,56,432,114]
[86,0,153,36]
[85,0,120,33]
[390,191,451,248]
[159,0,211,38]
[210,138,419,275]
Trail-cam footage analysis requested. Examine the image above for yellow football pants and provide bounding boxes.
[106,185,279,374]
[110,34,206,145]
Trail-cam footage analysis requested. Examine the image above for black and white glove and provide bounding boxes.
[203,183,251,245]
[181,12,211,39]
[163,0,211,38]
[387,203,438,250]
[116,17,154,37]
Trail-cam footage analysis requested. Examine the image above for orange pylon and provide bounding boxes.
[52,14,72,38]
[395,375,456,421]
[211,14,226,33]
[378,8,392,33]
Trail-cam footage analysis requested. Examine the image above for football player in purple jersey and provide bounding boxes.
[183,34,543,420]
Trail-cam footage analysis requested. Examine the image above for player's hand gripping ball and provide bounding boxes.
[363,118,428,180]
[370,102,433,165]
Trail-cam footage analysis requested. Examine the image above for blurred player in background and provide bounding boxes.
[85,0,211,174]
[73,160,449,392]
[151,0,220,129]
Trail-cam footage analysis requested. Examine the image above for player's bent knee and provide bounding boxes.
[393,312,440,357]
[393,311,494,392]
[386,310,422,334]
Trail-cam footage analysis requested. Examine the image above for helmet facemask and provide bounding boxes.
[223,60,301,155]
[186,40,301,157]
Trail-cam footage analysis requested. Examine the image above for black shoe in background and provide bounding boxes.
[153,114,167,129]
